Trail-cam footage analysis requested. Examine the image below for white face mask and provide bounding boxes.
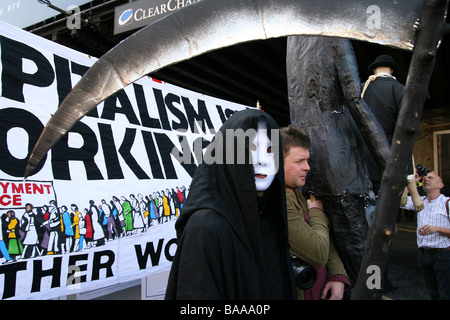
[251,119,277,193]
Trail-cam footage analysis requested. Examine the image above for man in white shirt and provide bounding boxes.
[402,171,450,300]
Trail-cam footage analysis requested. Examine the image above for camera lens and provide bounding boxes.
[291,256,317,290]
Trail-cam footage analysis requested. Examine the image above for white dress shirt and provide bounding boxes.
[403,194,450,249]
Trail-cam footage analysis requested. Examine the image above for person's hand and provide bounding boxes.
[415,172,421,182]
[321,281,345,300]
[418,224,439,236]
[307,196,323,211]
[407,178,424,211]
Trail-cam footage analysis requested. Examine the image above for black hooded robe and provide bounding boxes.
[165,109,297,300]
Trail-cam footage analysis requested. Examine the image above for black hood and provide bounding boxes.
[175,108,288,266]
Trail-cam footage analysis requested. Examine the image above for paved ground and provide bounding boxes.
[382,213,430,300]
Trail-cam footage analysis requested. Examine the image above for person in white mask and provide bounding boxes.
[251,118,277,196]
[166,109,297,300]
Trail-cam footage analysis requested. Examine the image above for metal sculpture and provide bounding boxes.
[23,0,426,178]
[286,35,386,283]
[22,0,449,299]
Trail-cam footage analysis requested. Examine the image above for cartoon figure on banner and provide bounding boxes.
[20,203,41,258]
[0,214,13,263]
[79,209,88,251]
[121,196,133,236]
[69,205,80,251]
[112,196,126,237]
[0,186,187,264]
[168,189,175,218]
[89,200,105,247]
[176,186,184,213]
[60,205,73,254]
[1,210,23,260]
[83,207,93,248]
[146,194,159,227]
[131,194,146,234]
[138,194,147,230]
[101,199,118,241]
[38,205,49,254]
[157,192,164,222]
[172,188,180,217]
[109,199,123,238]
[162,190,171,222]
[40,200,61,255]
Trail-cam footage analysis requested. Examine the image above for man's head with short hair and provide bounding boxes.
[280,126,311,158]
[280,126,311,189]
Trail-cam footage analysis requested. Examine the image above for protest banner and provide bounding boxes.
[0,21,250,299]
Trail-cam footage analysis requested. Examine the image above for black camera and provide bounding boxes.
[291,255,317,290]
[416,164,429,177]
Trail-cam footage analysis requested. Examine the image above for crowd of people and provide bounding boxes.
[0,186,187,263]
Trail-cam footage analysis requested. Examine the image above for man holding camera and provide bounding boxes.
[402,171,450,300]
[281,126,350,300]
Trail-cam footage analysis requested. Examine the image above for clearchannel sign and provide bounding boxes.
[114,0,201,35]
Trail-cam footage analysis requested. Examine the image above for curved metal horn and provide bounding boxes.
[24,0,425,177]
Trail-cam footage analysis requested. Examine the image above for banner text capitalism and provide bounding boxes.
[0,36,240,181]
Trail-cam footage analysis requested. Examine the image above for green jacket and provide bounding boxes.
[285,187,348,299]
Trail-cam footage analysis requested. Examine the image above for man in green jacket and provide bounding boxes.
[281,126,350,300]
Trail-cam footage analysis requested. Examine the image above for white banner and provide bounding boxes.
[0,21,250,299]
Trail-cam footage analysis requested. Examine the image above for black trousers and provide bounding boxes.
[418,248,450,300]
